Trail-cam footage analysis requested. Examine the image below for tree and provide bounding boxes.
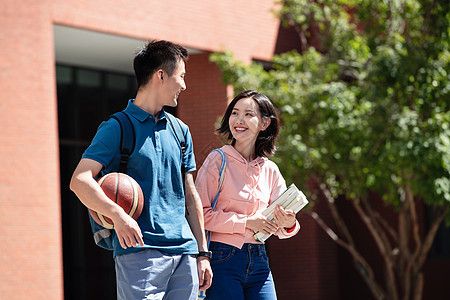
[210,0,450,299]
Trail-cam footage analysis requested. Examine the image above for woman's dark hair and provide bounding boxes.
[133,40,188,88]
[217,90,280,157]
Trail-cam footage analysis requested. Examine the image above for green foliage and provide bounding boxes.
[211,0,450,210]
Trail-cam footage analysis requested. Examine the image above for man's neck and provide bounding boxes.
[134,88,162,118]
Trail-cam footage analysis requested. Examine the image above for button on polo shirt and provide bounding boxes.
[82,99,198,257]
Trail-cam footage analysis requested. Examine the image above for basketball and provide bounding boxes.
[89,172,144,229]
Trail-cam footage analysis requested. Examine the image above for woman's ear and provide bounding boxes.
[261,118,271,131]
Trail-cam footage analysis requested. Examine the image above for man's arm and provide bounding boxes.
[69,158,144,249]
[184,172,213,291]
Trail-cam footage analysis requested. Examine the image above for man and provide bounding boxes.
[70,40,212,299]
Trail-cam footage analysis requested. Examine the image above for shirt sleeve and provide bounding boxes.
[275,220,300,239]
[268,162,287,205]
[82,118,121,171]
[268,162,301,239]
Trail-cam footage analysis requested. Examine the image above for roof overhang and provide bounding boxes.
[54,25,201,74]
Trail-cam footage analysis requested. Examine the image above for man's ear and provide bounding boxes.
[156,70,164,82]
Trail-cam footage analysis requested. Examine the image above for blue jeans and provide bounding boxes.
[205,242,277,300]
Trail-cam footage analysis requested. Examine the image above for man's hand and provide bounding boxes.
[70,158,145,250]
[111,210,144,249]
[197,257,213,291]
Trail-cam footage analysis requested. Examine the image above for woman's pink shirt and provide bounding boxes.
[195,145,300,249]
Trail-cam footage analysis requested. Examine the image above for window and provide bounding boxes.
[426,207,450,259]
[57,64,137,300]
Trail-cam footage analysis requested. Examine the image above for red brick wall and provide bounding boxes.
[178,52,230,166]
[0,0,63,299]
[51,0,282,63]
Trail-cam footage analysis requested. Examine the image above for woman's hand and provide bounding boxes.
[246,211,278,235]
[273,204,296,229]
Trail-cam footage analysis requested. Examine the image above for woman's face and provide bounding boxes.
[228,97,269,145]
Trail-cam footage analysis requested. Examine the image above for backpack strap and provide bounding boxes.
[110,111,135,173]
[210,148,226,211]
[165,112,186,176]
[165,113,186,156]
[89,111,136,251]
[206,148,226,245]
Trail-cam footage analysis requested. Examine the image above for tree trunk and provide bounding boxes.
[412,273,424,300]
[309,180,449,300]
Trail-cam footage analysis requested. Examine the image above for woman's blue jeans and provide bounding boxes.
[205,242,277,300]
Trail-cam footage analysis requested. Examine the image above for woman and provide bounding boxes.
[195,90,300,299]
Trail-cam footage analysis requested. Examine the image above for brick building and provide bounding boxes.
[0,1,448,299]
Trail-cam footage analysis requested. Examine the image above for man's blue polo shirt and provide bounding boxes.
[82,99,198,257]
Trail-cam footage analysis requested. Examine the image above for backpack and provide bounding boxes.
[89,110,186,250]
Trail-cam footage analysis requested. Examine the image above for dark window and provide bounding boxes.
[429,221,450,259]
[426,207,450,259]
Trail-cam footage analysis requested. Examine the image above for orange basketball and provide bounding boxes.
[89,172,144,229]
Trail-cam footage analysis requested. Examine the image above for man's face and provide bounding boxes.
[161,59,186,107]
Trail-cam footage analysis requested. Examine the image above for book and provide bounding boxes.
[253,183,309,242]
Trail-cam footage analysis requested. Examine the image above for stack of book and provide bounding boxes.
[254,184,309,242]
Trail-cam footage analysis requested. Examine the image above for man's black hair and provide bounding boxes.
[133,40,188,88]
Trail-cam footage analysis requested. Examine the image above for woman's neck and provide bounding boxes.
[233,142,256,162]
